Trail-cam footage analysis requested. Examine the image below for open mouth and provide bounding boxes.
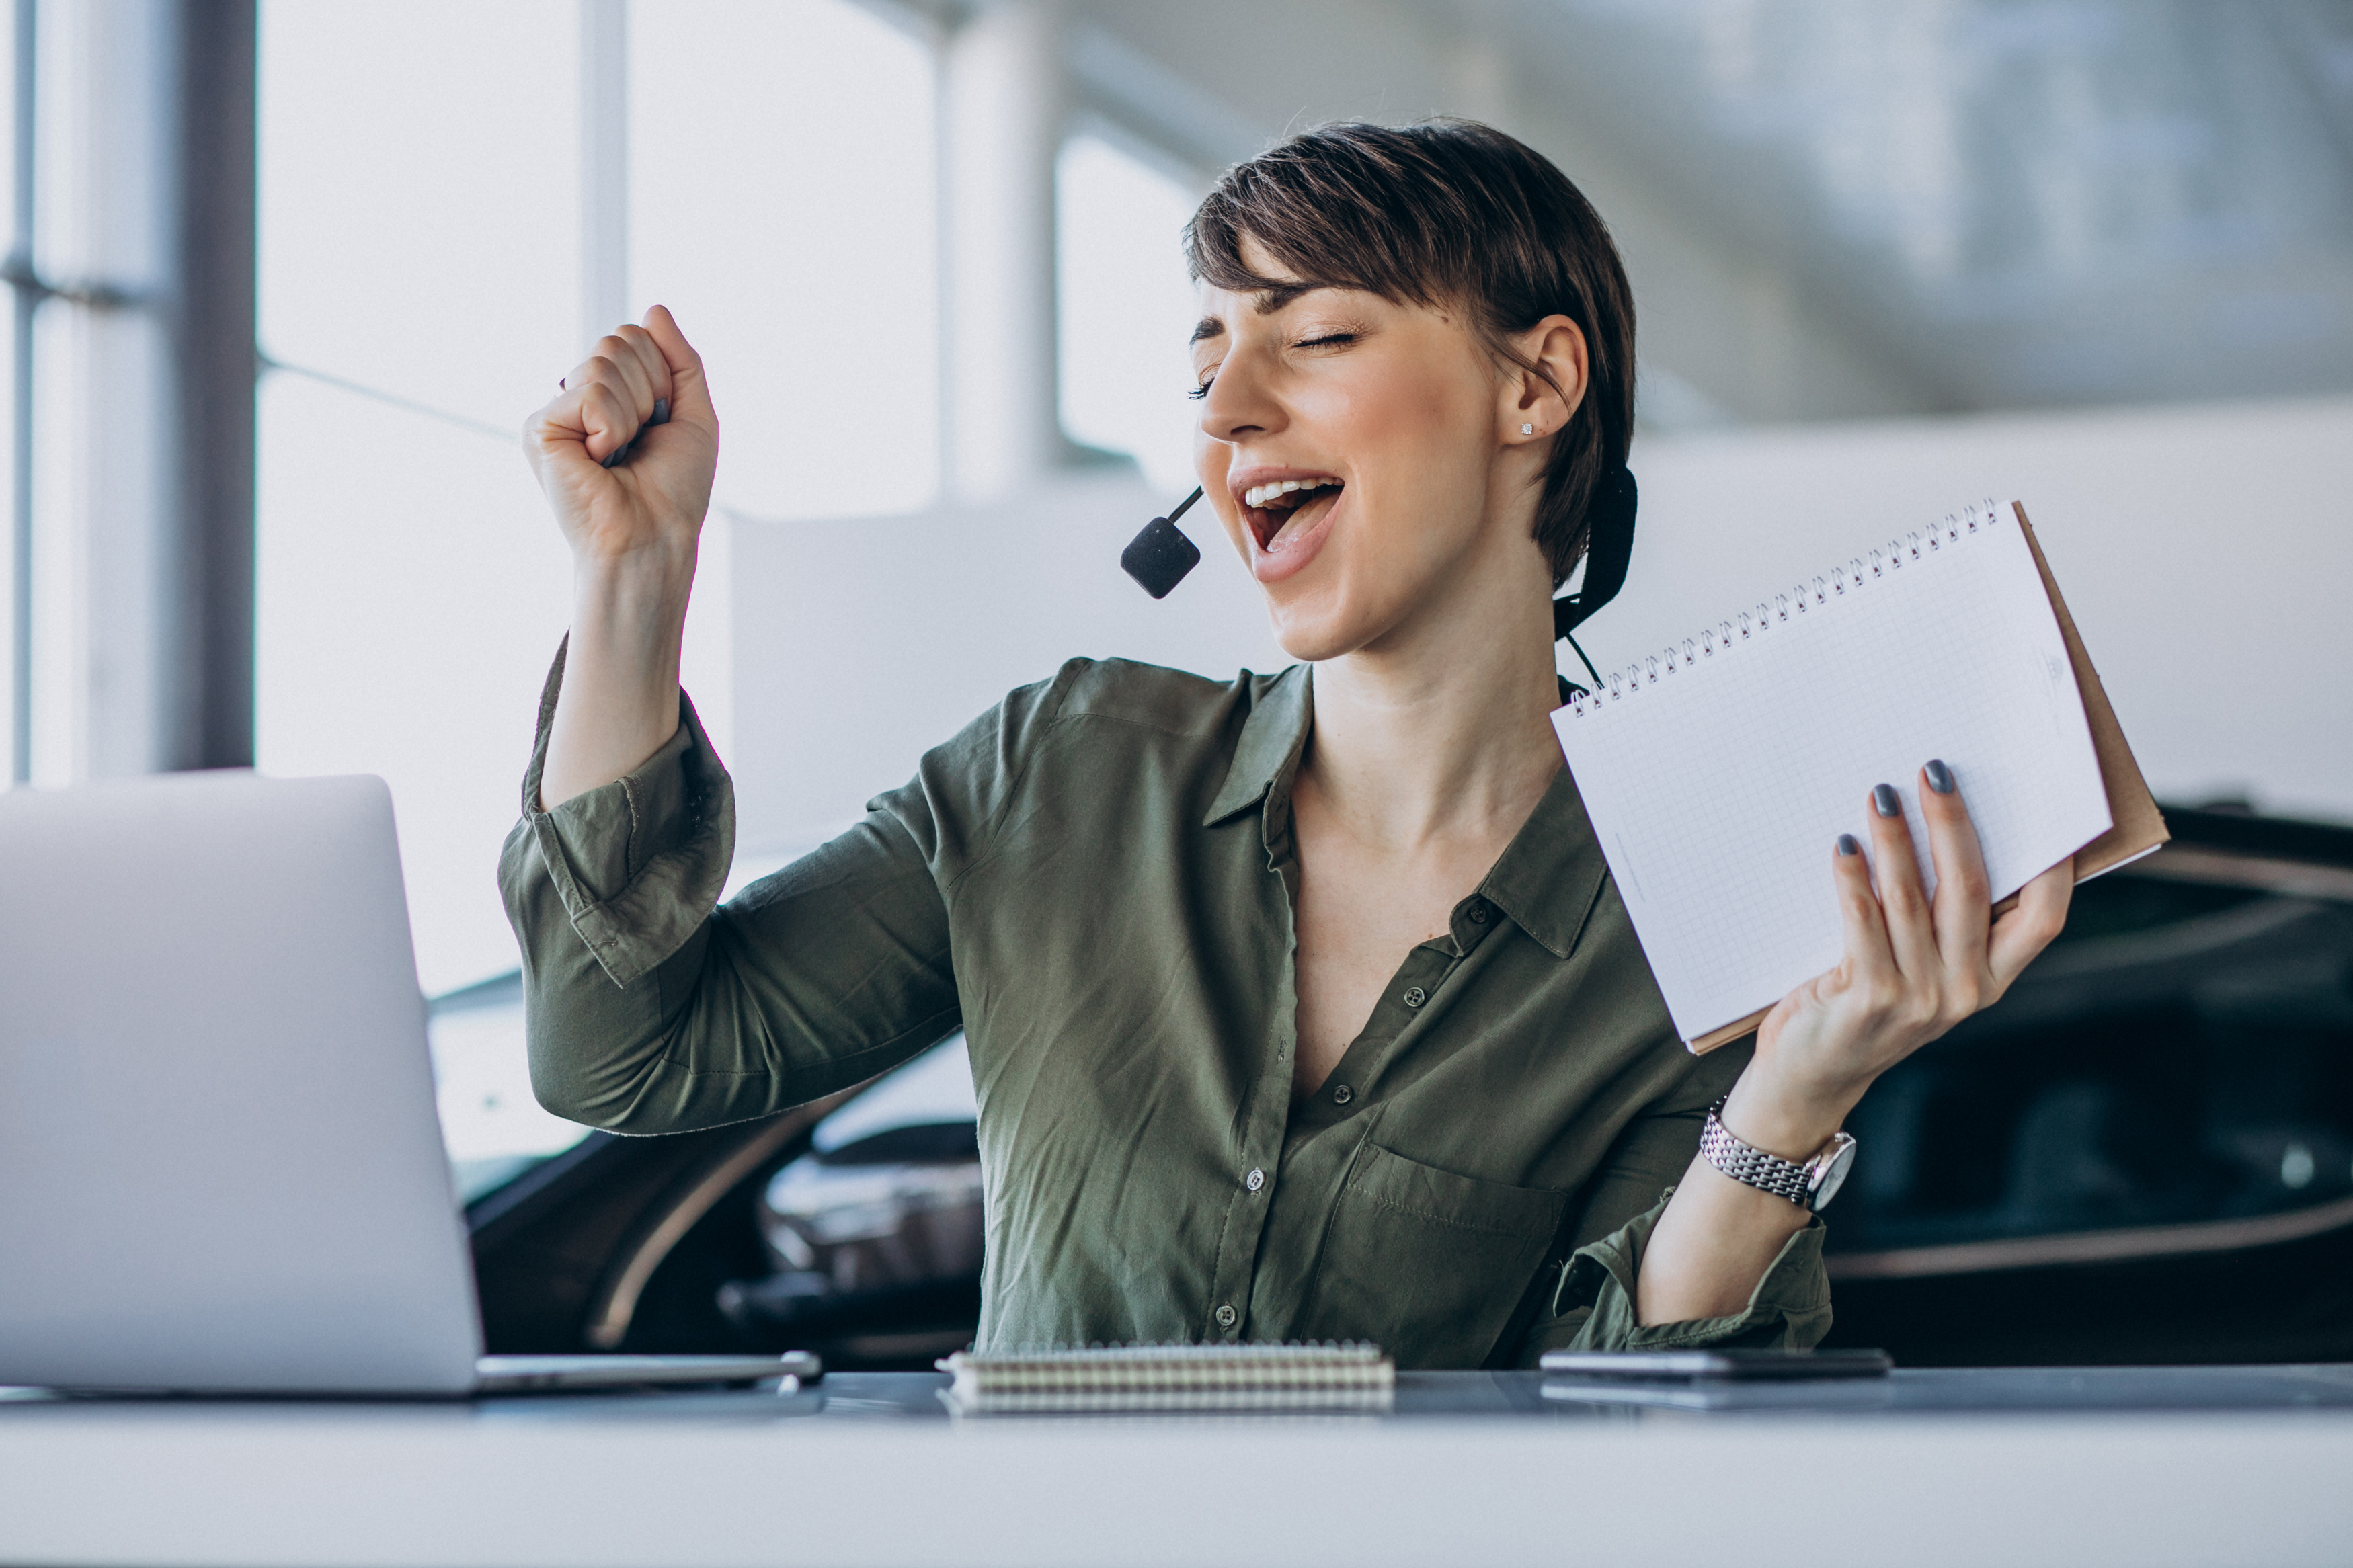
[1239,475,1345,554]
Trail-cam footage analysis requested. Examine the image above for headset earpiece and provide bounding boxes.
[1554,468,1637,639]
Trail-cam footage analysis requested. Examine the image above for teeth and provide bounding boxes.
[1242,477,1339,508]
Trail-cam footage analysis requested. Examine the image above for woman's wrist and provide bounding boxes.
[570,542,695,660]
[1717,1068,1863,1163]
[573,534,696,612]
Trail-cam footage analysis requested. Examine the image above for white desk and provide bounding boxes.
[5,1368,2351,1567]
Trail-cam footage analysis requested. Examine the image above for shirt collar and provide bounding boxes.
[1203,664,1313,828]
[1205,667,1609,962]
[1476,762,1609,960]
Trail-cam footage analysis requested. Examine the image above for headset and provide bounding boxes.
[1120,467,1637,694]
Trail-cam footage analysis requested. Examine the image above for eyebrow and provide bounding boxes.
[1189,282,1326,345]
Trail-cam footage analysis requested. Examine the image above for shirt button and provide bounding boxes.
[1245,1167,1265,1192]
[1332,1083,1353,1105]
[1215,1304,1238,1329]
[1468,900,1488,924]
[1402,986,1427,1007]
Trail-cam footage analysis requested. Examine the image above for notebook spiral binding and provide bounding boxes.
[937,1339,1397,1414]
[1563,498,2005,720]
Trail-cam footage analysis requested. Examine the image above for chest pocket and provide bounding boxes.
[1300,1140,1568,1369]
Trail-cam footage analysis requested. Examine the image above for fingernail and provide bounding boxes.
[600,442,629,468]
[650,397,670,426]
[1837,833,1860,857]
[1925,759,1954,795]
[1873,783,1901,818]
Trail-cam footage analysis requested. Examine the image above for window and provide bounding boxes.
[1056,132,1202,493]
[631,0,938,527]
[255,0,939,1193]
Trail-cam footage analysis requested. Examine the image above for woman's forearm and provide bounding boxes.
[540,542,699,810]
[1636,1157,1810,1323]
[1634,1077,1853,1325]
[525,309,719,811]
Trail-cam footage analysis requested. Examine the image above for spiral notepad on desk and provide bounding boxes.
[936,1342,1396,1414]
[1552,500,2167,1053]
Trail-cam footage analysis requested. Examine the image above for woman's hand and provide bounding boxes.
[1637,762,2070,1326]
[524,305,717,571]
[1724,762,2075,1157]
[527,307,722,811]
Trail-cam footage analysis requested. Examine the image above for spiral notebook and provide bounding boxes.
[936,1342,1395,1414]
[1552,500,2166,1053]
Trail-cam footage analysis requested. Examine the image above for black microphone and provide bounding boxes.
[1121,487,1205,598]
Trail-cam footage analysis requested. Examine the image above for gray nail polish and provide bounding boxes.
[650,398,670,427]
[601,442,629,468]
[1873,783,1901,818]
[1837,833,1860,856]
[1925,758,1954,795]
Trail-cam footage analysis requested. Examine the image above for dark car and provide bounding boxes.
[463,804,2353,1368]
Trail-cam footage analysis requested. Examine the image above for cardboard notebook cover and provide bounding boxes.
[1685,502,2169,1055]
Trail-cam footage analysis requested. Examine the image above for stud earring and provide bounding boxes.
[1521,423,1535,435]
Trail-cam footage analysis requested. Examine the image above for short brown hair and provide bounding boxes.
[1186,120,1635,589]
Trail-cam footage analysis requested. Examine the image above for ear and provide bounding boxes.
[1499,315,1589,447]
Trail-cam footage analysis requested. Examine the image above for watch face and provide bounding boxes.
[1808,1136,1858,1212]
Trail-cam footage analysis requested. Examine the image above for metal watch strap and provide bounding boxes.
[1698,1096,1821,1209]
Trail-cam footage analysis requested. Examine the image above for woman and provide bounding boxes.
[503,121,2070,1366]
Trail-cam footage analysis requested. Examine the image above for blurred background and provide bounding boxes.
[4,1,2352,1259]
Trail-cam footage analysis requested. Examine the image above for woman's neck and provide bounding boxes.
[1298,544,1566,855]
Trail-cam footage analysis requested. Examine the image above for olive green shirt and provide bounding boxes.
[500,649,1829,1368]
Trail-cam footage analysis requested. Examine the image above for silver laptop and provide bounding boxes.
[0,770,811,1396]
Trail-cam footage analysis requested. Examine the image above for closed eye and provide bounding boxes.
[1189,333,1358,399]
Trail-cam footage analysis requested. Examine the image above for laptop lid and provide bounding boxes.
[0,771,482,1393]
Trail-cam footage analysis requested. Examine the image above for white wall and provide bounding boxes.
[728,473,1284,853]
[1610,395,2353,825]
[729,395,2353,856]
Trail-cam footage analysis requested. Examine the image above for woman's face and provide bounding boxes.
[1190,239,1582,663]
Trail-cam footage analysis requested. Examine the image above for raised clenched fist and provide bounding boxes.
[524,304,719,571]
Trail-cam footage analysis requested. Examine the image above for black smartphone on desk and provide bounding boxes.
[1541,1348,1892,1381]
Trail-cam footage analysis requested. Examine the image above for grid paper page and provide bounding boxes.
[1550,503,2112,1044]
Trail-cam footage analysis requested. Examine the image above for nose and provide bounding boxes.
[1198,345,1283,445]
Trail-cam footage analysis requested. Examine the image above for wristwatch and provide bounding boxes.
[1698,1097,1858,1213]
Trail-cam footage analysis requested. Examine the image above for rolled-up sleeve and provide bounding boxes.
[498,641,1045,1135]
[1512,1040,1834,1360]
[1529,1189,1831,1356]
[504,643,737,995]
